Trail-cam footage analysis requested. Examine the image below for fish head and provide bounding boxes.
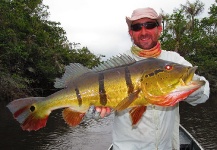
[140,58,205,106]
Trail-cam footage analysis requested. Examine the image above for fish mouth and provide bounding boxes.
[176,80,205,92]
[161,79,205,106]
[161,66,205,106]
[144,66,205,106]
[175,66,205,93]
[182,66,198,84]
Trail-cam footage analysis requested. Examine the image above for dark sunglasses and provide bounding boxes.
[131,22,159,31]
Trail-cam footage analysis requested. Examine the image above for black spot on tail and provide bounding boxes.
[30,106,35,112]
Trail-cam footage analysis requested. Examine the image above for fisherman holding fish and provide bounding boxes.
[7,7,210,150]
[88,7,210,150]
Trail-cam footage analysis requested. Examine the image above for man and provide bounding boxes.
[87,7,210,150]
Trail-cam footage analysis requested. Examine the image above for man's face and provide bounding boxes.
[129,18,162,50]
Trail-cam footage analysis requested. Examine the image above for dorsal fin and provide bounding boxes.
[54,63,91,88]
[54,54,135,88]
[92,54,136,72]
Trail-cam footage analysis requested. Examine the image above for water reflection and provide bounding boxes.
[180,94,217,149]
[1,94,216,150]
[0,104,113,150]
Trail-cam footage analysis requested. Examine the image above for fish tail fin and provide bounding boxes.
[7,97,49,131]
[62,108,85,127]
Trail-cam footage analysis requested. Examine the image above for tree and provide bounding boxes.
[181,0,204,30]
[161,9,189,53]
[161,0,217,94]
[190,1,217,93]
[0,0,103,101]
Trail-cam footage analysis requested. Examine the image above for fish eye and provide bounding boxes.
[165,65,173,70]
[30,105,35,112]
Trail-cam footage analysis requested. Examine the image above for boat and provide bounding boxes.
[179,124,203,150]
[108,124,204,150]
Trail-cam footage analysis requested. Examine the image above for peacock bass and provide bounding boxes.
[7,54,205,131]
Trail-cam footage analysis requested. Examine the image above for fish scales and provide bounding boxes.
[6,55,205,131]
[71,61,147,107]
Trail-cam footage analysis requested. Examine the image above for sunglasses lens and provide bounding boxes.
[145,22,158,29]
[131,24,142,31]
[131,22,158,31]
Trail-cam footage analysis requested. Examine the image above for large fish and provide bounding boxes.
[7,55,205,131]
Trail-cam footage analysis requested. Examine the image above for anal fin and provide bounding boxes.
[62,108,85,127]
[129,106,147,126]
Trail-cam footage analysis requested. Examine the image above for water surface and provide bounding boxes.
[0,105,113,150]
[1,95,216,149]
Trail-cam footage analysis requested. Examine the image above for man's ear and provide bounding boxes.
[129,30,133,37]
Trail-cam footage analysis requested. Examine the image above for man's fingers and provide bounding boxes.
[85,106,112,120]
[105,107,111,116]
[100,107,107,118]
[96,106,112,118]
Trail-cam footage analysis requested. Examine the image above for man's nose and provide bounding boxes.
[141,26,147,34]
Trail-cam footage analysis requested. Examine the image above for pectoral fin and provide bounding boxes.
[130,106,147,126]
[115,90,140,112]
[62,108,85,127]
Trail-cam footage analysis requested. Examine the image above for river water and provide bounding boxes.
[0,94,216,150]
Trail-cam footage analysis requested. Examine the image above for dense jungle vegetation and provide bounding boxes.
[160,0,217,95]
[0,0,216,101]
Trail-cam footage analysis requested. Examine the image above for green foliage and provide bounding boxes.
[1,0,217,101]
[161,0,217,93]
[0,71,33,101]
[0,0,102,101]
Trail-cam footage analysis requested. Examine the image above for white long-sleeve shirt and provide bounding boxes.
[112,50,210,150]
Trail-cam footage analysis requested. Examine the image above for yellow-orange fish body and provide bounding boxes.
[7,55,205,131]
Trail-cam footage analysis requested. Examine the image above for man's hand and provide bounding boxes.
[85,105,112,120]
